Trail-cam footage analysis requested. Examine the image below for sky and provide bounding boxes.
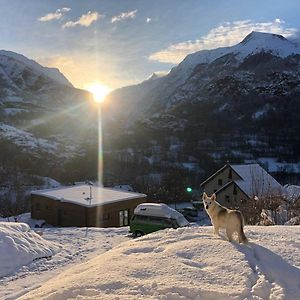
[0,0,300,90]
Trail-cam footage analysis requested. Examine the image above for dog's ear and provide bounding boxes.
[202,192,208,200]
[211,193,216,201]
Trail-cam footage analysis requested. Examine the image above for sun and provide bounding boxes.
[85,83,112,103]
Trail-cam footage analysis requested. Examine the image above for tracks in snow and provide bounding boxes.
[236,242,300,300]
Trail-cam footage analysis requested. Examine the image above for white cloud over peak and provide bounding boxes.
[38,8,71,22]
[63,11,102,28]
[149,19,298,64]
[111,10,138,23]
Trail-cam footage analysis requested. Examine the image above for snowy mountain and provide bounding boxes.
[0,50,95,155]
[104,71,165,121]
[0,50,72,89]
[0,51,97,207]
[106,31,300,121]
[174,31,300,81]
[103,31,300,186]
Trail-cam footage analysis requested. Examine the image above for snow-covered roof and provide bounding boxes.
[284,185,300,202]
[134,203,181,219]
[31,184,146,207]
[231,164,283,198]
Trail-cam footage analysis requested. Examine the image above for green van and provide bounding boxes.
[130,203,189,237]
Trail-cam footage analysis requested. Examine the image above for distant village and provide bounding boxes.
[29,163,300,227]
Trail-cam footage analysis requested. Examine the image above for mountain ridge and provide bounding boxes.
[0,50,72,87]
[103,31,300,188]
[105,31,300,122]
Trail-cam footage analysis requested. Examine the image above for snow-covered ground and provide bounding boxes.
[0,225,129,300]
[18,226,300,300]
[258,157,300,174]
[0,222,60,278]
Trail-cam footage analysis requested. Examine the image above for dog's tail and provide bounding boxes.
[238,212,248,243]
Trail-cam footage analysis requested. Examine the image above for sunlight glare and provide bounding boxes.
[85,83,111,103]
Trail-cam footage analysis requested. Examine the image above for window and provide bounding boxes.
[148,216,163,225]
[228,169,232,179]
[119,210,129,226]
[233,185,237,195]
[225,195,230,203]
[218,179,223,186]
[135,215,149,223]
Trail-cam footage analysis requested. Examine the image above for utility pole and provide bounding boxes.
[85,181,94,236]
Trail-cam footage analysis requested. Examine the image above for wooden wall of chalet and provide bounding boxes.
[202,166,240,195]
[216,184,256,224]
[86,197,146,227]
[31,194,146,227]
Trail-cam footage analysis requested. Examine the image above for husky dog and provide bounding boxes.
[202,192,247,243]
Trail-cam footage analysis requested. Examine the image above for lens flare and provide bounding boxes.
[85,83,111,103]
[84,82,112,227]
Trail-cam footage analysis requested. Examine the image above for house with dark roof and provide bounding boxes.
[200,164,283,222]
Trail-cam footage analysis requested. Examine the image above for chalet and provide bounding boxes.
[31,184,147,227]
[200,164,283,222]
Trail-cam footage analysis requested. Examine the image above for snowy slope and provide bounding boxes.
[0,226,129,300]
[0,50,95,161]
[0,50,72,87]
[20,226,300,300]
[0,123,58,153]
[0,222,60,278]
[174,31,300,84]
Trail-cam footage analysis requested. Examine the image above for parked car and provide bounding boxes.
[130,203,189,237]
[191,200,204,211]
[178,207,199,221]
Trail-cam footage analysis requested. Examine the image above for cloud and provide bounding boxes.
[38,8,71,22]
[111,10,138,23]
[63,11,102,28]
[146,17,152,23]
[149,19,298,64]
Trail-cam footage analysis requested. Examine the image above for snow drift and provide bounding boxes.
[0,222,60,278]
[20,226,300,300]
